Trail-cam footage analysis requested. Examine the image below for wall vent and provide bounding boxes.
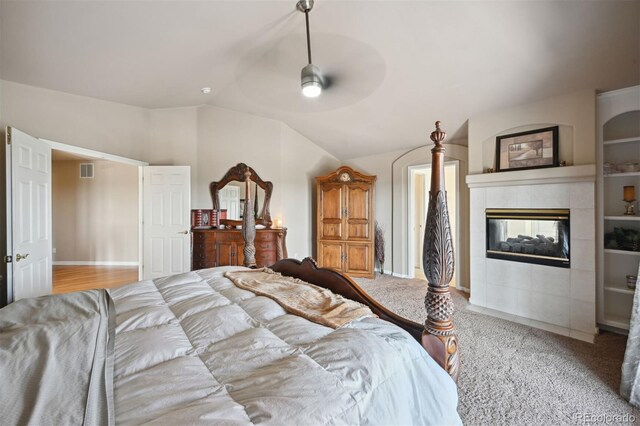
[79,163,95,179]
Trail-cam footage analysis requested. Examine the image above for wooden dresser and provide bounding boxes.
[192,228,287,270]
[316,166,376,278]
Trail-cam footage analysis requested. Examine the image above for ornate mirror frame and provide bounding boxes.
[209,163,273,227]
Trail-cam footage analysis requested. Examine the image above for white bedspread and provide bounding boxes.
[110,266,461,425]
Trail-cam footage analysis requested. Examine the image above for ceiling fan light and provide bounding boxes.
[302,82,322,98]
[301,63,323,98]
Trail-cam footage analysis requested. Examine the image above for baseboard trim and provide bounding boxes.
[53,261,140,266]
[458,286,470,293]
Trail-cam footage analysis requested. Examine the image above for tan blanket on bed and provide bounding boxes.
[224,268,376,328]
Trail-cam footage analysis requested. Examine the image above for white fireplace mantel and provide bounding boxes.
[466,164,596,188]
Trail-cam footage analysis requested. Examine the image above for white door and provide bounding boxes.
[6,127,52,302]
[143,166,191,280]
[219,186,240,220]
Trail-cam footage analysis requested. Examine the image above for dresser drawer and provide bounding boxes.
[256,250,277,267]
[255,232,278,242]
[215,232,242,242]
[255,241,276,251]
[193,249,215,258]
[192,232,211,242]
[191,259,216,271]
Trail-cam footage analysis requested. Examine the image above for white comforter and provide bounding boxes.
[110,266,461,425]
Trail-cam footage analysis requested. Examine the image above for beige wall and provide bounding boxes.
[192,105,340,258]
[148,107,199,203]
[468,89,596,174]
[1,81,150,160]
[279,123,341,259]
[52,160,139,262]
[346,142,469,287]
[345,148,406,273]
[1,81,340,285]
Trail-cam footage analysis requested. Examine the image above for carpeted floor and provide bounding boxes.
[352,274,639,425]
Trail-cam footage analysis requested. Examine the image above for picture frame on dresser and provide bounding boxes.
[495,126,559,172]
[191,209,216,229]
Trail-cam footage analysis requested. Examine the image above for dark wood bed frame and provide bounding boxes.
[239,122,459,382]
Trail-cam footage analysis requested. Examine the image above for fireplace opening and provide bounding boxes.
[486,209,570,268]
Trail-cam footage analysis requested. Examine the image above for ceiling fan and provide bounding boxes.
[227,0,385,111]
[297,0,323,98]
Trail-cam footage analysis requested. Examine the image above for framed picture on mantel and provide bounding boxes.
[495,126,559,172]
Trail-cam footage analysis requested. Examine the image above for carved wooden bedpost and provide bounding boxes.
[242,168,257,268]
[422,121,460,382]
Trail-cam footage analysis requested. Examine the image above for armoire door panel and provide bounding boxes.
[320,184,343,220]
[345,244,371,275]
[321,221,343,240]
[346,184,370,221]
[346,221,369,240]
[316,167,375,278]
[320,242,344,271]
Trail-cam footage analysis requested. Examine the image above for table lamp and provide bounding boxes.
[624,185,636,215]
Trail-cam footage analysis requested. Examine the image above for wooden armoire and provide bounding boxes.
[316,166,376,278]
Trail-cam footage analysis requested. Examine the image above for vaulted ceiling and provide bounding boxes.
[1,1,638,159]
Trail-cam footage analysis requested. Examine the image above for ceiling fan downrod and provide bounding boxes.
[297,0,323,98]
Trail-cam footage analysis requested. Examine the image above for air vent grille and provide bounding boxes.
[79,163,95,179]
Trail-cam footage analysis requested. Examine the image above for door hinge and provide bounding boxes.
[6,127,11,145]
[4,255,12,263]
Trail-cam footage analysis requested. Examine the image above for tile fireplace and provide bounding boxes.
[466,165,597,342]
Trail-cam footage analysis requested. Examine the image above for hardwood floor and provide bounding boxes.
[53,266,139,294]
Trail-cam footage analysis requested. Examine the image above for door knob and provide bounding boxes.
[179,230,190,234]
[15,253,30,262]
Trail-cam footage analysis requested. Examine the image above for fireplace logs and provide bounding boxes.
[498,234,558,257]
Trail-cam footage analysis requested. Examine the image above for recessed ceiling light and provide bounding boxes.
[201,87,212,94]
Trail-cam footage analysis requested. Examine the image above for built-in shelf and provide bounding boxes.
[604,171,640,178]
[603,137,640,146]
[604,215,640,221]
[604,285,636,295]
[602,315,631,330]
[597,86,640,334]
[604,249,640,256]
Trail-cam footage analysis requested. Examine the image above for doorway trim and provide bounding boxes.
[407,160,460,283]
[41,138,148,280]
[391,143,469,290]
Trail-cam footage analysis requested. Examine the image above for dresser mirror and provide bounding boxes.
[210,163,273,227]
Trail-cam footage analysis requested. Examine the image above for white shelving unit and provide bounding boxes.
[604,172,640,178]
[603,137,640,146]
[597,85,640,332]
[604,216,640,221]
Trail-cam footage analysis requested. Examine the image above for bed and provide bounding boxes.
[0,122,460,425]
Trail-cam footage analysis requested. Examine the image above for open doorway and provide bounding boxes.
[408,162,459,287]
[51,149,140,293]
